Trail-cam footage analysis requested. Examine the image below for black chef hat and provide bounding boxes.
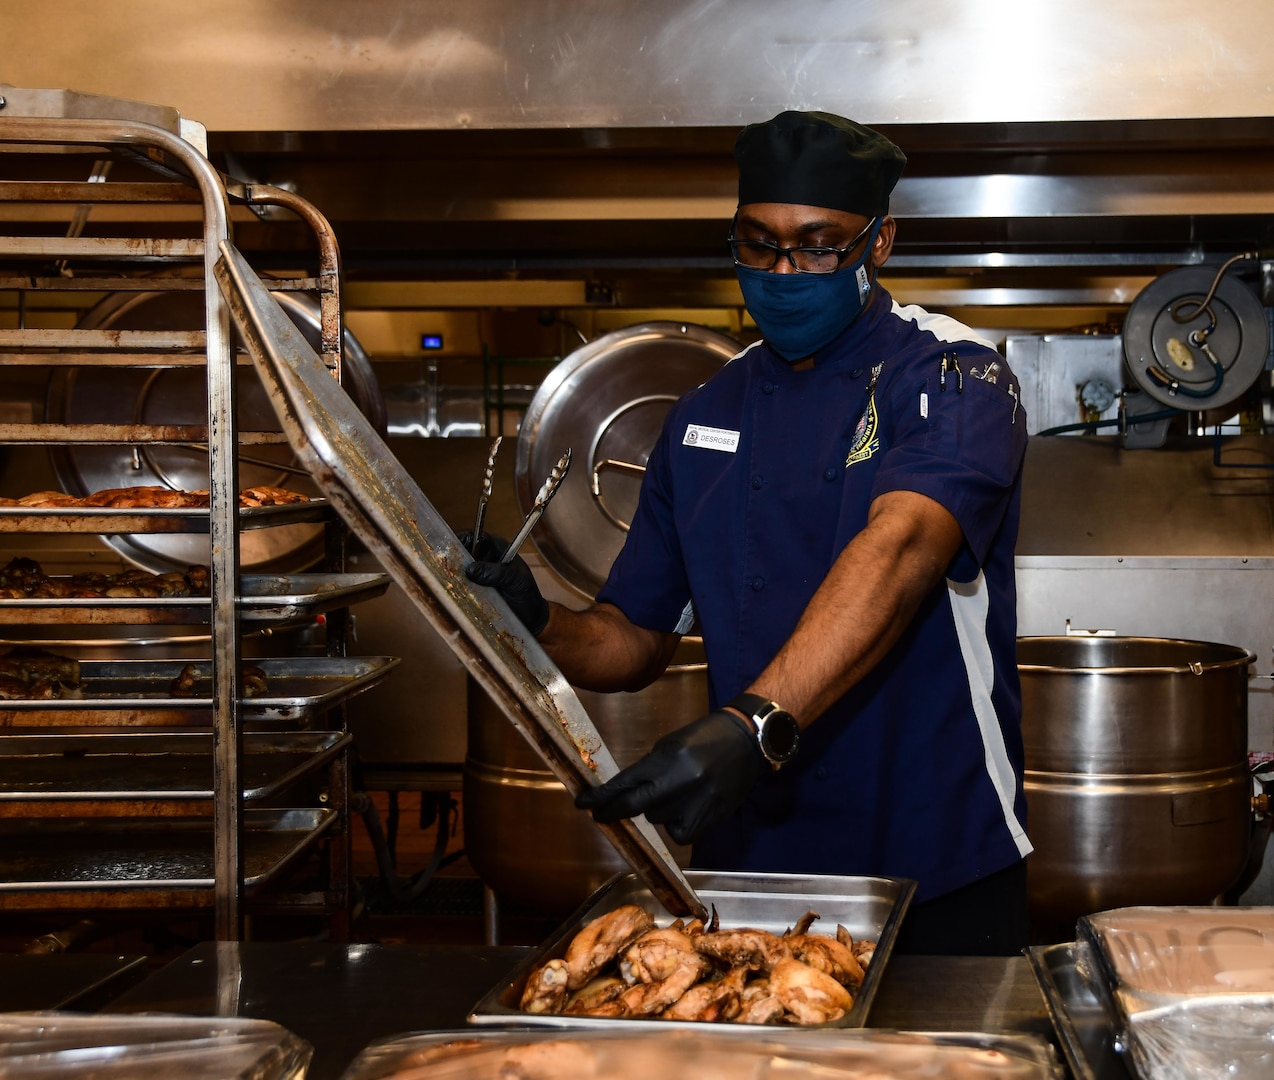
[734,111,906,217]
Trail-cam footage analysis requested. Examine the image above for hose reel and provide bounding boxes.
[1122,261,1270,413]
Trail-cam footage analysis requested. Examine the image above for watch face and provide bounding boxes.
[760,710,799,762]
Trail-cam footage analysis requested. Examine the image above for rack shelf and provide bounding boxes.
[0,572,389,625]
[0,87,385,937]
[0,731,352,802]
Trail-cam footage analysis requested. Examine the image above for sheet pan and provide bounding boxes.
[0,572,389,624]
[215,240,704,920]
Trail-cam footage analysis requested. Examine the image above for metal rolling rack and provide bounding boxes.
[0,89,393,938]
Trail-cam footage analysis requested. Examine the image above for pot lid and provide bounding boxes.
[515,322,740,599]
[46,288,384,574]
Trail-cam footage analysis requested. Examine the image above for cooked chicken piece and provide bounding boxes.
[619,925,700,985]
[562,904,655,989]
[618,950,712,1017]
[767,957,854,1025]
[239,486,310,507]
[694,927,793,972]
[0,647,80,687]
[156,571,193,597]
[0,557,46,588]
[659,964,748,1022]
[736,975,787,1025]
[242,666,269,698]
[170,663,200,696]
[184,565,210,592]
[519,958,570,1014]
[16,491,77,507]
[0,675,30,700]
[838,925,876,970]
[564,974,628,1017]
[788,930,865,988]
[788,910,821,936]
[28,581,75,598]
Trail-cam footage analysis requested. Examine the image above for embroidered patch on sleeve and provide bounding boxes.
[846,363,885,467]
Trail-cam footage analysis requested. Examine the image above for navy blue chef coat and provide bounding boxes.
[595,286,1032,901]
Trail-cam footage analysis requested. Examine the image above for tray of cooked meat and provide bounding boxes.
[340,1027,1061,1080]
[0,652,399,724]
[468,869,914,1030]
[0,556,389,624]
[0,485,327,533]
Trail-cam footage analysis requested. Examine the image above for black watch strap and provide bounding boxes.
[729,693,773,730]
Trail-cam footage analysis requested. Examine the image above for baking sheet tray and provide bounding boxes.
[217,240,703,920]
[468,869,915,1030]
[0,807,336,892]
[1025,942,1133,1080]
[0,730,350,801]
[0,572,389,625]
[0,501,329,534]
[0,655,398,724]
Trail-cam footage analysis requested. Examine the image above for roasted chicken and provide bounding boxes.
[0,485,309,510]
[518,904,875,1026]
[562,904,654,989]
[0,646,81,701]
[0,557,210,600]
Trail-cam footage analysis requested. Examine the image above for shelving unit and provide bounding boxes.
[0,88,393,939]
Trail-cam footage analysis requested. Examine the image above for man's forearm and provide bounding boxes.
[537,602,680,693]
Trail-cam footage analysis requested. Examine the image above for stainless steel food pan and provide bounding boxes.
[0,807,336,893]
[468,869,915,1030]
[0,730,350,801]
[0,655,398,724]
[0,572,389,625]
[342,1027,1061,1080]
[1025,942,1132,1080]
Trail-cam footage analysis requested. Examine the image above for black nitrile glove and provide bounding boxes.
[458,531,550,636]
[575,709,765,845]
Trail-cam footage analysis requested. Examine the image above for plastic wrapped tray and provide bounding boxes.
[0,1010,311,1079]
[1075,905,1274,1080]
[339,1026,1061,1080]
[468,869,914,1030]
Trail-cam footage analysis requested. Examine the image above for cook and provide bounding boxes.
[465,110,1031,956]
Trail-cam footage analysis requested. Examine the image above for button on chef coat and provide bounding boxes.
[596,287,1032,902]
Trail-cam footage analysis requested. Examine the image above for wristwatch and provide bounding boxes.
[728,692,800,770]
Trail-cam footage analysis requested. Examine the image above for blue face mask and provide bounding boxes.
[735,218,883,362]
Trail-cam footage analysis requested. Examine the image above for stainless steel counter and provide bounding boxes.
[98,943,1061,1080]
[0,952,149,1012]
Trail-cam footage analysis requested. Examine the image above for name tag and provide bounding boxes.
[682,424,740,453]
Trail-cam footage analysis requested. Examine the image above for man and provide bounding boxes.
[466,110,1031,955]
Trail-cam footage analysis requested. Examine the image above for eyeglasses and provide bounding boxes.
[727,216,877,274]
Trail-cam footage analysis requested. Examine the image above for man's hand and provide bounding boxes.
[459,531,550,636]
[575,709,765,844]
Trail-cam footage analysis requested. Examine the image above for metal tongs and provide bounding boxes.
[502,448,572,562]
[472,435,502,549]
